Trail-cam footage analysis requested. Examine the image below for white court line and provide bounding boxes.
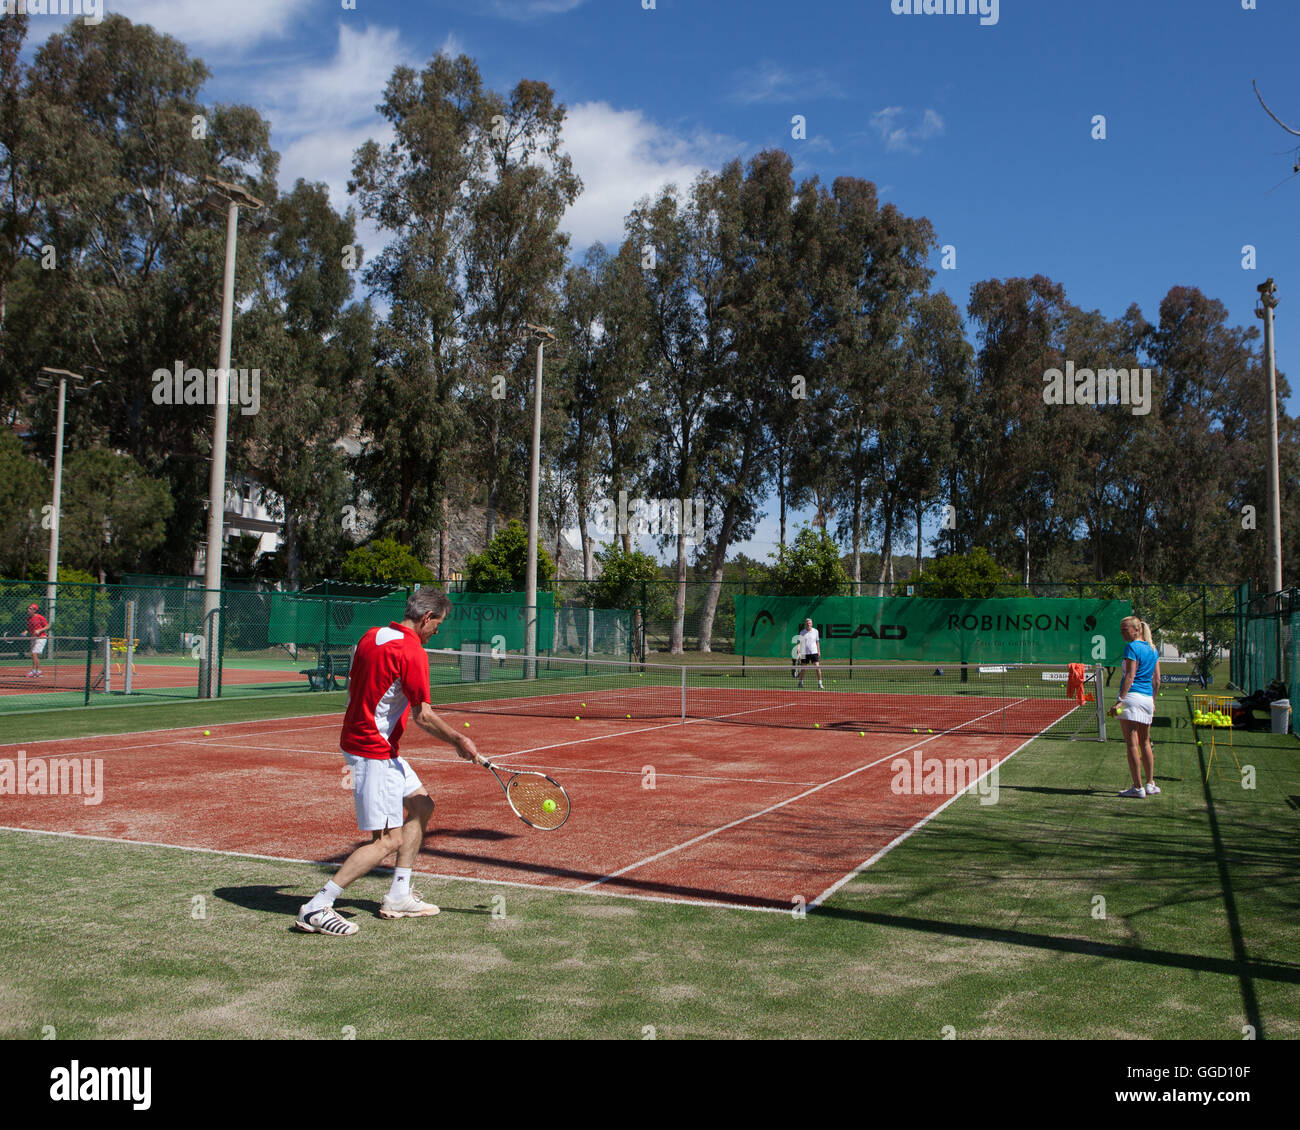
[576,699,1020,891]
[808,731,1040,909]
[0,825,790,915]
[469,762,822,788]
[0,714,345,756]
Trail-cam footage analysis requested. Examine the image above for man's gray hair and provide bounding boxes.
[406,587,451,622]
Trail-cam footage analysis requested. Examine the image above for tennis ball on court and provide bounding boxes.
[575,715,581,721]
[814,723,820,728]
[203,730,210,736]
[542,798,556,813]
[859,731,865,737]
[464,722,470,727]
[581,702,586,707]
[626,714,631,719]
[928,729,933,734]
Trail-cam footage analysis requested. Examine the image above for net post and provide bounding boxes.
[125,599,136,695]
[680,664,686,724]
[1093,663,1106,741]
[84,582,96,705]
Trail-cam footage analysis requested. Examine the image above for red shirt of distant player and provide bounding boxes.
[27,610,49,638]
[339,622,431,759]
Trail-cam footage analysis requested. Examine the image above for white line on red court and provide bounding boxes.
[574,699,1020,892]
[0,825,791,914]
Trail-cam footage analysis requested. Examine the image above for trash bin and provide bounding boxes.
[1270,700,1292,735]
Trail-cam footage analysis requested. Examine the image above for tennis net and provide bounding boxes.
[426,649,1108,740]
[0,635,110,696]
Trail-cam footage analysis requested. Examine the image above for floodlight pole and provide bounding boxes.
[1256,279,1284,682]
[1256,279,1283,597]
[199,177,266,698]
[38,367,85,628]
[524,324,554,678]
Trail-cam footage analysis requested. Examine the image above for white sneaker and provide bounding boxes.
[1145,782,1161,795]
[294,905,358,935]
[1118,786,1145,798]
[818,682,824,690]
[379,890,439,919]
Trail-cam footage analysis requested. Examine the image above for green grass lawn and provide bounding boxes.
[0,691,1296,1039]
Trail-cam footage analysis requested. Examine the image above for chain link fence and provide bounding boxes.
[0,577,636,713]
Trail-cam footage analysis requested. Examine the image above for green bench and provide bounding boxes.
[301,651,352,691]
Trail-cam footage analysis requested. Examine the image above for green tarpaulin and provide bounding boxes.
[736,595,1132,664]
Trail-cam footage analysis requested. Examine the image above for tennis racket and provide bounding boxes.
[480,758,571,830]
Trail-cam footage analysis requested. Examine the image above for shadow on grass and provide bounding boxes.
[212,884,493,922]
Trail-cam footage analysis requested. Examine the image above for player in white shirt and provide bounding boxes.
[797,618,824,689]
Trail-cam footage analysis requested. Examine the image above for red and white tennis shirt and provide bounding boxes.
[27,611,49,638]
[339,622,431,759]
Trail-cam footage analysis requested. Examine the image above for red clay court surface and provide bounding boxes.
[0,693,1083,911]
[0,660,303,696]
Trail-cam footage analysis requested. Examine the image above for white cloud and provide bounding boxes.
[729,61,845,106]
[559,101,746,249]
[484,0,588,18]
[253,23,415,138]
[111,0,316,50]
[867,106,945,154]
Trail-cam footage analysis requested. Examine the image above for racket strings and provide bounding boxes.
[506,774,569,829]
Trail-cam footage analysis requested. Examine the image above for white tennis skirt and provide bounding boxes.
[1119,692,1154,725]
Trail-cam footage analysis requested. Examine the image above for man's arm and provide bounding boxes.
[413,701,483,763]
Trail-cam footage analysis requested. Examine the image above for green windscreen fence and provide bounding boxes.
[736,595,1132,664]
[1237,589,1297,732]
[268,590,557,651]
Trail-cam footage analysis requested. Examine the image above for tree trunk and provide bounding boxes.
[670,524,687,654]
[697,498,739,654]
[876,502,893,598]
[916,499,923,574]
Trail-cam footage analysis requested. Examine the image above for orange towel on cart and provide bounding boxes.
[1067,663,1094,704]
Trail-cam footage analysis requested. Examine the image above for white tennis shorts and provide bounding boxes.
[1120,692,1154,725]
[30,638,47,656]
[342,752,424,831]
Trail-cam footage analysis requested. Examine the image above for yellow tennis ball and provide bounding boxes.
[581,702,586,707]
[203,730,210,737]
[542,798,556,813]
[928,729,933,734]
[464,722,470,727]
[575,715,580,721]
[626,714,631,719]
[859,731,865,737]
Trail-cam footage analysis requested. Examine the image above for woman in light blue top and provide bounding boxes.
[1109,616,1161,797]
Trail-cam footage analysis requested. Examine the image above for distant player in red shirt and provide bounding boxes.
[295,588,482,936]
[25,603,49,678]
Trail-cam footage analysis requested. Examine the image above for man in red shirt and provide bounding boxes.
[295,587,482,936]
[25,603,49,678]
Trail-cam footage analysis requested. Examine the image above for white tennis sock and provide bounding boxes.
[389,868,412,901]
[304,879,344,913]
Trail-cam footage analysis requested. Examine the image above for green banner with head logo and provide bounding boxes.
[737,595,1132,665]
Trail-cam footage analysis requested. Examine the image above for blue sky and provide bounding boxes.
[18,0,1300,568]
